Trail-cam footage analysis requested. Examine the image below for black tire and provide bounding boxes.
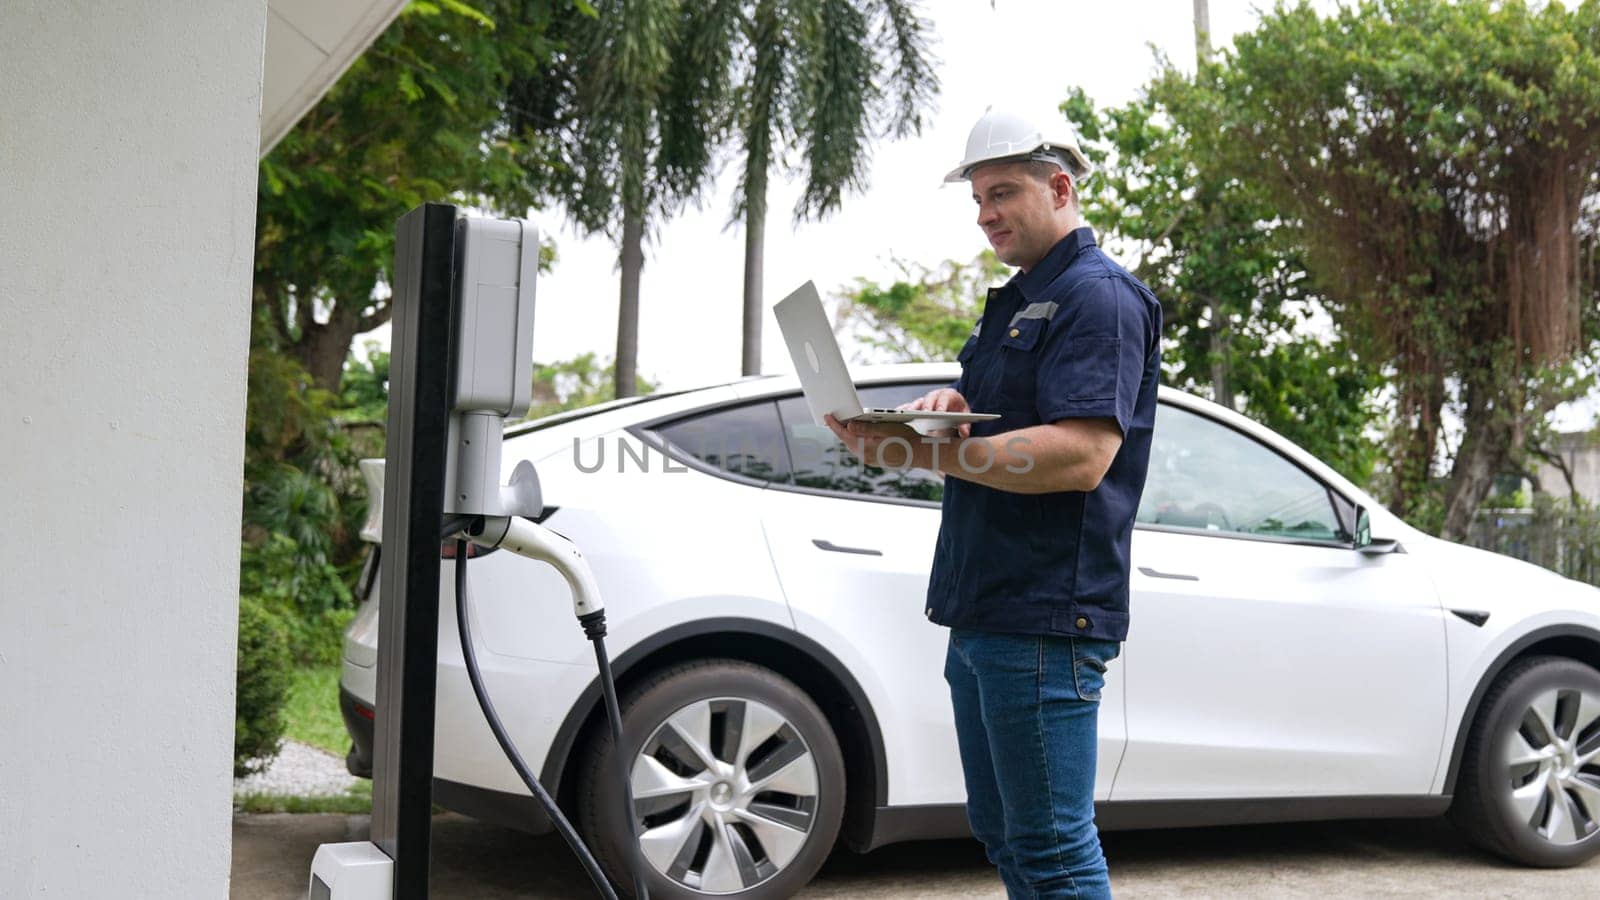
[576,659,846,899]
[1451,655,1600,867]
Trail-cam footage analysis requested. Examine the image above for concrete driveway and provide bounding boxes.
[232,812,1600,898]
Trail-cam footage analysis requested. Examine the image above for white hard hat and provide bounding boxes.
[943,107,1094,184]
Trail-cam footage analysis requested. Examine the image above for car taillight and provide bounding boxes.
[353,701,375,721]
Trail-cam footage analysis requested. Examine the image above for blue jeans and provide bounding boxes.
[945,628,1120,900]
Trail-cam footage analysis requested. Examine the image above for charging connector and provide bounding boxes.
[468,516,601,616]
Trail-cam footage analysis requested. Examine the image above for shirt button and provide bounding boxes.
[1075,617,1089,629]
[1009,327,1020,338]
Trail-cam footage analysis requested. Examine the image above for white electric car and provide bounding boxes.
[340,363,1600,898]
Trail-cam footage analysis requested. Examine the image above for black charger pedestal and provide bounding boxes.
[370,202,461,899]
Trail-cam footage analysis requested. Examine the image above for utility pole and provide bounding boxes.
[1194,0,1212,64]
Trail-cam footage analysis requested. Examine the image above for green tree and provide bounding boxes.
[241,313,381,664]
[339,342,392,425]
[837,251,1008,362]
[255,0,579,392]
[1061,75,1385,483]
[715,0,938,376]
[1219,0,1600,537]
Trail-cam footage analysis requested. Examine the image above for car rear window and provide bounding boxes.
[650,401,792,482]
[776,383,946,504]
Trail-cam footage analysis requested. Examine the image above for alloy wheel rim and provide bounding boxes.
[630,696,820,894]
[1504,686,1600,844]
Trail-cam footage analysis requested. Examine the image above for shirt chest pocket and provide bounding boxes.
[997,316,1045,407]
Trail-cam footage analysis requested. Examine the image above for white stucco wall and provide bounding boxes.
[0,2,267,895]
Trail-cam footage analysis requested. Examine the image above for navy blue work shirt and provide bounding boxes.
[926,227,1162,642]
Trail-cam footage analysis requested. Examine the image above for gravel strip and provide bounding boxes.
[234,740,361,797]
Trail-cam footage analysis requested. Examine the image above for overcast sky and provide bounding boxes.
[364,0,1596,430]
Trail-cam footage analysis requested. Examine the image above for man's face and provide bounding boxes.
[970,162,1071,272]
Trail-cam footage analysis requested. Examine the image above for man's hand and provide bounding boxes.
[824,415,929,469]
[901,387,973,438]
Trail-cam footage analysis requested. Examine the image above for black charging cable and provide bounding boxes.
[579,610,650,900]
[454,537,620,900]
[453,530,650,899]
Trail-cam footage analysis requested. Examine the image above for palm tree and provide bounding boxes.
[721,0,938,375]
[510,1,933,392]
[520,0,736,398]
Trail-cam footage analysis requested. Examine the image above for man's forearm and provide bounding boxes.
[919,422,1119,494]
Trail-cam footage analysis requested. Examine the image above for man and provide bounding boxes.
[825,108,1162,899]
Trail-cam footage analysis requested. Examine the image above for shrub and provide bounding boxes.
[235,595,292,777]
[239,531,358,665]
[240,344,374,666]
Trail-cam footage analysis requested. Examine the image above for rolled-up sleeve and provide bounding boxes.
[1035,276,1154,436]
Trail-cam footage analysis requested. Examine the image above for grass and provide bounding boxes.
[232,661,374,814]
[235,780,372,815]
[285,662,349,755]
[234,661,449,816]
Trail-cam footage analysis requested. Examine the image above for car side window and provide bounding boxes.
[1137,404,1344,542]
[776,384,946,503]
[650,401,791,483]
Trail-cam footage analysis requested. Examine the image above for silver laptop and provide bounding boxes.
[774,281,999,426]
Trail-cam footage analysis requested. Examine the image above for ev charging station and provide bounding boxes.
[308,204,642,899]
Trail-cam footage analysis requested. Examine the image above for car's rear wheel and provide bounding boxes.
[1452,655,1600,866]
[577,659,846,899]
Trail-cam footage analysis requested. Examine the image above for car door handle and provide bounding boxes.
[812,539,883,557]
[1138,566,1199,582]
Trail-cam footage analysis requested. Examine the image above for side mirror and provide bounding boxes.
[1353,505,1402,555]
